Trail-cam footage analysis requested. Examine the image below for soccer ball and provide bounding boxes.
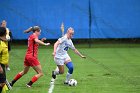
[68,79,77,86]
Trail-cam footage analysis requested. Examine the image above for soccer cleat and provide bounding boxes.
[9,82,13,87]
[26,84,31,88]
[64,81,69,85]
[9,80,17,87]
[52,71,56,79]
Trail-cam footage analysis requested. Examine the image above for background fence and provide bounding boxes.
[0,0,140,39]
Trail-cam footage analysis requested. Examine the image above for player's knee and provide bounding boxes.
[0,83,5,87]
[24,72,28,74]
[40,73,43,76]
[66,62,74,74]
[22,71,27,75]
[59,70,64,74]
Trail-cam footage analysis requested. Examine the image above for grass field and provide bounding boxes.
[6,44,140,93]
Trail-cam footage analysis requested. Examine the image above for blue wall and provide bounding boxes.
[0,0,140,39]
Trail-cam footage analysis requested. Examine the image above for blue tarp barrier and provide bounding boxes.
[0,0,140,39]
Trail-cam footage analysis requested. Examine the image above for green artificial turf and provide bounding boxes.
[6,44,140,93]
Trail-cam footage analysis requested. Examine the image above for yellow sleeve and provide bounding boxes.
[1,41,8,48]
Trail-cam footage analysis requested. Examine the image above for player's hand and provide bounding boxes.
[45,43,50,46]
[6,35,10,41]
[41,38,46,42]
[52,52,56,56]
[0,65,4,73]
[81,55,86,59]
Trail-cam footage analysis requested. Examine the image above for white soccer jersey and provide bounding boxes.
[55,35,75,59]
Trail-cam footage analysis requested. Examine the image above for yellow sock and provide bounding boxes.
[2,84,8,93]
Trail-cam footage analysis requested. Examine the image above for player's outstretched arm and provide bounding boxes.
[52,40,60,56]
[34,38,50,46]
[73,49,86,58]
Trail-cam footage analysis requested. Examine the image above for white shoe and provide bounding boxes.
[26,84,31,88]
[6,67,10,71]
[64,80,69,85]
[51,78,55,82]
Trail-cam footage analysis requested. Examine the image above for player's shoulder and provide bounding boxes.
[68,38,73,42]
[58,35,67,41]
[30,34,36,38]
[61,35,67,39]
[28,34,34,39]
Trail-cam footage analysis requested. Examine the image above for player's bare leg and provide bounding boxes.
[52,65,64,79]
[26,65,43,87]
[10,66,30,86]
[0,65,5,92]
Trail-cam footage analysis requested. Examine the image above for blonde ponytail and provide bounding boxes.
[24,27,33,33]
[24,26,40,33]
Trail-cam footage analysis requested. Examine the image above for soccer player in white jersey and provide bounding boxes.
[52,27,86,84]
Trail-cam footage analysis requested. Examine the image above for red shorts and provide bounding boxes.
[24,56,40,66]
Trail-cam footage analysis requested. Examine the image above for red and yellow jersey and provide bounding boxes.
[26,34,39,58]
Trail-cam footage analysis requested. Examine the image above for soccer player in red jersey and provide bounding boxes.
[10,26,50,88]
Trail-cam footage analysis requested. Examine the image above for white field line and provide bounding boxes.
[48,78,56,93]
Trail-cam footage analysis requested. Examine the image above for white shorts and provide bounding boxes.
[54,56,71,65]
